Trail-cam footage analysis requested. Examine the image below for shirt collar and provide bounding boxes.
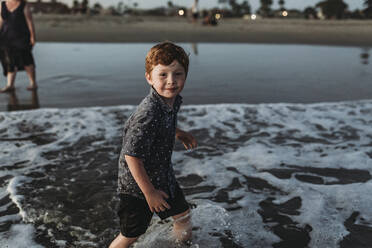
[150,87,183,114]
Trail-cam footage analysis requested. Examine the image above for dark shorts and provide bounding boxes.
[117,185,189,238]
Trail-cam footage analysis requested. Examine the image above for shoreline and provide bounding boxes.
[34,15,372,47]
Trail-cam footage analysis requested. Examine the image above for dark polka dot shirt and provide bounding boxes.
[118,87,183,199]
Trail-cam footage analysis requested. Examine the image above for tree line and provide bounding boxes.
[221,0,372,19]
[258,0,372,19]
[67,0,372,19]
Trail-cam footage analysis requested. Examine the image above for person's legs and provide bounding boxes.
[172,208,192,242]
[24,65,37,90]
[0,69,17,92]
[30,89,40,108]
[109,233,138,248]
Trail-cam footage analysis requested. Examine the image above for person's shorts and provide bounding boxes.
[117,185,190,238]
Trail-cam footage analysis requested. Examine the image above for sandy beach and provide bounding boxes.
[33,15,372,47]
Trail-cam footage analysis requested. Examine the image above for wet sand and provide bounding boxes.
[34,15,372,47]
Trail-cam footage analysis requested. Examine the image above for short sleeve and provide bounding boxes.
[122,109,158,159]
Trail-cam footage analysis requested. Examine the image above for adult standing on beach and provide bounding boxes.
[191,0,199,23]
[0,0,37,93]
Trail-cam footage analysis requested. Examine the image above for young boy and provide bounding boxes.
[110,42,197,248]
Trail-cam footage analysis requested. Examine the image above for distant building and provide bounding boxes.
[304,7,318,19]
[315,0,348,19]
[27,0,70,14]
[272,9,304,18]
[316,7,326,19]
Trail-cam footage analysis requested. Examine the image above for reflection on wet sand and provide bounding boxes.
[191,43,198,55]
[6,90,40,112]
[1,43,372,109]
[361,48,370,65]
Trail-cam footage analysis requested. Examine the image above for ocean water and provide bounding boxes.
[1,100,372,247]
[0,43,371,110]
[1,43,372,247]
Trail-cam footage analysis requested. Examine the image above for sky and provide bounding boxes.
[55,0,364,11]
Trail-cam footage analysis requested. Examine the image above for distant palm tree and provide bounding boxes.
[316,0,348,19]
[228,0,251,16]
[117,1,124,14]
[260,0,273,17]
[241,1,251,15]
[278,0,285,10]
[364,0,372,18]
[365,0,372,7]
[81,0,89,14]
[304,7,317,19]
[228,0,238,15]
[133,1,138,14]
[218,0,229,9]
[72,0,79,14]
[92,3,102,14]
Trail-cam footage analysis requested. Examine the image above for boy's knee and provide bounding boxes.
[109,233,139,248]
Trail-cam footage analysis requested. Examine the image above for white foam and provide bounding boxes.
[174,100,372,247]
[0,224,43,248]
[1,100,372,247]
[134,201,247,248]
[7,177,28,221]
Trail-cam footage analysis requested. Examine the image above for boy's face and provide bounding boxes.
[146,60,186,104]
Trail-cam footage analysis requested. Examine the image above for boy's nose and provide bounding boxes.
[167,75,176,85]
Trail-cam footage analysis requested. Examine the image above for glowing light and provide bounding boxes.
[178,9,184,16]
[215,13,221,20]
[251,14,257,20]
[282,11,288,17]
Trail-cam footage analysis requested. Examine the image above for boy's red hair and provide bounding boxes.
[145,42,189,78]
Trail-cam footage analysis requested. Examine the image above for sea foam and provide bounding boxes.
[0,100,372,247]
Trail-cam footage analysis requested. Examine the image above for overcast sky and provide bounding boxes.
[55,0,364,11]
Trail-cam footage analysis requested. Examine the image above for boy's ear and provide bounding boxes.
[145,72,153,86]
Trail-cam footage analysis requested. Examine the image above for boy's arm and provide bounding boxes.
[125,155,170,213]
[176,128,198,150]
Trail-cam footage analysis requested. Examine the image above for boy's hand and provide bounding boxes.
[176,129,198,150]
[144,189,171,213]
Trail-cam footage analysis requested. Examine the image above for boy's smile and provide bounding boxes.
[146,60,186,107]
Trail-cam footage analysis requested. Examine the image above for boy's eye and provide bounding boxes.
[175,72,184,76]
[160,73,167,77]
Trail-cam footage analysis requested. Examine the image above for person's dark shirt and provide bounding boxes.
[118,87,183,199]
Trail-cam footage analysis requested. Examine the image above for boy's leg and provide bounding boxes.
[172,209,192,242]
[113,194,153,248]
[109,233,138,248]
[24,65,37,90]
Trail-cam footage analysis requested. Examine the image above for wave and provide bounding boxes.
[1,100,372,247]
